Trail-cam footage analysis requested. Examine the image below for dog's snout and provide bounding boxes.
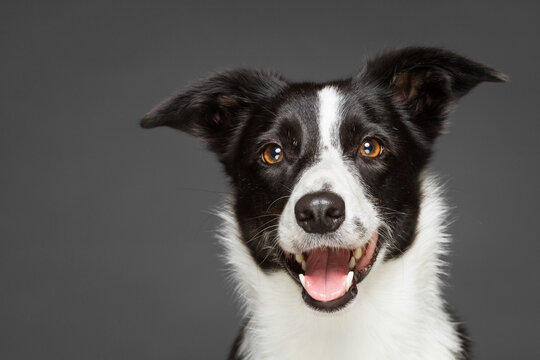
[294,192,345,234]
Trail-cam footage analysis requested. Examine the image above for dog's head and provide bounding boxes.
[141,47,504,311]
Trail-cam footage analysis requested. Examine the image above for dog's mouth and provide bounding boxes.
[284,232,380,312]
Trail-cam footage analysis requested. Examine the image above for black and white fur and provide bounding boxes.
[141,47,505,359]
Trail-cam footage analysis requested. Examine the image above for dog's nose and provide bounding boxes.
[295,192,345,234]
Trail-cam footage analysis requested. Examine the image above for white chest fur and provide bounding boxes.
[219,175,463,360]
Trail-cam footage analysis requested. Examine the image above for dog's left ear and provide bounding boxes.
[358,47,506,142]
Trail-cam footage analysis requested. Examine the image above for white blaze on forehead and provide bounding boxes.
[317,86,342,151]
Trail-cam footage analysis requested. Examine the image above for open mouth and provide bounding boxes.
[284,232,380,312]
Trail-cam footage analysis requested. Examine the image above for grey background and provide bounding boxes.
[1,1,539,359]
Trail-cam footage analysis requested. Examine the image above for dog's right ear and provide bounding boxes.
[140,69,286,158]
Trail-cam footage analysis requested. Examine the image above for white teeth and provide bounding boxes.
[346,271,354,291]
[348,256,356,270]
[301,260,306,272]
[299,274,306,288]
[353,247,363,260]
[295,253,304,264]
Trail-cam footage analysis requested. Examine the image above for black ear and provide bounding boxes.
[358,47,506,141]
[141,69,286,156]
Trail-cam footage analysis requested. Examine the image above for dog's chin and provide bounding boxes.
[283,232,381,313]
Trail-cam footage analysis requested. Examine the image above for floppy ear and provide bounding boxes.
[140,69,286,158]
[358,47,506,141]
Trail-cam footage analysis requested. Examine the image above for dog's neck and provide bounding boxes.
[219,175,464,360]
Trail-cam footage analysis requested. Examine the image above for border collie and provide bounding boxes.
[141,47,505,359]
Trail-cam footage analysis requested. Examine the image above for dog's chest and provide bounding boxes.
[241,258,458,360]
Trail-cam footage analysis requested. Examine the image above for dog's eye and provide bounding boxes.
[262,144,284,164]
[359,138,382,158]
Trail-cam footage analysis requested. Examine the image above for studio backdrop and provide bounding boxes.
[1,1,538,359]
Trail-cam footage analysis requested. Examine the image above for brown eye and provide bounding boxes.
[359,138,382,158]
[262,144,284,164]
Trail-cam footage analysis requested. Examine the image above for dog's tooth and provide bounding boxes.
[348,256,356,270]
[295,253,304,264]
[299,274,306,288]
[354,247,363,260]
[301,260,306,272]
[346,271,354,291]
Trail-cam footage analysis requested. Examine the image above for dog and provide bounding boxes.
[141,47,505,359]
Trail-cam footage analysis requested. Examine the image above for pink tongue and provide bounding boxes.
[304,248,350,302]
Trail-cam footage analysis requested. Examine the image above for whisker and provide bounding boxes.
[244,213,281,222]
[244,224,280,245]
[265,195,290,212]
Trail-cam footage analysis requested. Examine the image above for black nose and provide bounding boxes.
[294,192,345,234]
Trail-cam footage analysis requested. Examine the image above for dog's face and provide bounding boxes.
[142,47,504,311]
